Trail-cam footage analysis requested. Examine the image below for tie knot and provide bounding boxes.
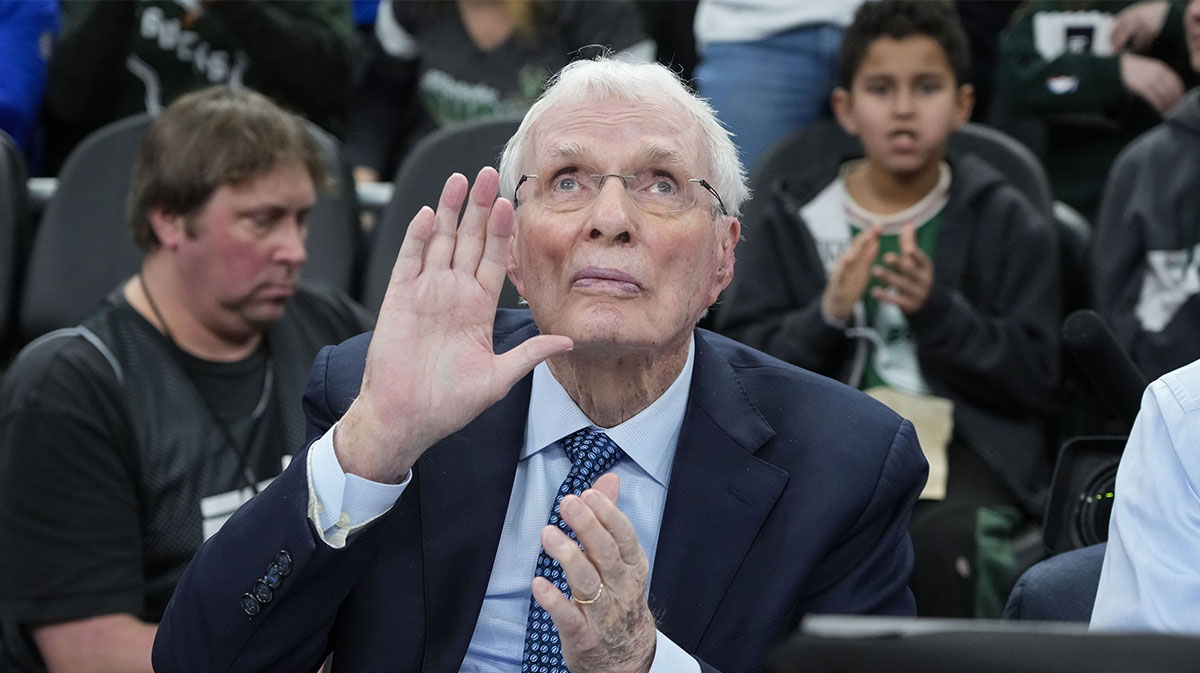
[561,428,624,478]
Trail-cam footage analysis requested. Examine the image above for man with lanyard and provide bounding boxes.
[0,86,372,673]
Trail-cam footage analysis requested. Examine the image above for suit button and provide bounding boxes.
[264,564,283,588]
[274,550,292,576]
[253,580,273,603]
[241,593,261,617]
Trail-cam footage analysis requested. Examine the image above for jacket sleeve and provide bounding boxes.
[714,192,856,379]
[994,1,1128,117]
[800,419,925,615]
[153,345,385,673]
[908,188,1062,412]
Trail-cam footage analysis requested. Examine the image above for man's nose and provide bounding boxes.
[276,218,308,266]
[893,88,915,116]
[587,177,636,243]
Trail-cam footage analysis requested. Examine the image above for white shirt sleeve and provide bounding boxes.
[1091,368,1200,632]
[306,422,410,549]
[648,629,701,673]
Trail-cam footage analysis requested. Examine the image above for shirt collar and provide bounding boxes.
[523,335,695,487]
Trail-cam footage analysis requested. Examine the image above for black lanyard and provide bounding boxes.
[139,274,274,494]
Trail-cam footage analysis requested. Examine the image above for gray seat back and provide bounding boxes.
[19,113,363,343]
[362,116,524,314]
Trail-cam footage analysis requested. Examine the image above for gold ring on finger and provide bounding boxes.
[571,582,603,605]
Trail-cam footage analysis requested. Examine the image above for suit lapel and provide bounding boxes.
[418,323,539,671]
[649,331,787,652]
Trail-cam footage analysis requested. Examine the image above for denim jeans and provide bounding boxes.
[695,23,844,177]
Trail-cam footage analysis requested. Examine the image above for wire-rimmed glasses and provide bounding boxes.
[513,169,728,216]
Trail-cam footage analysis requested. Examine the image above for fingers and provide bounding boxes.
[451,167,500,274]
[476,197,516,299]
[495,334,574,390]
[391,206,436,284]
[872,239,933,313]
[591,472,620,504]
[1111,17,1134,51]
[538,481,645,600]
[425,173,469,269]
[848,226,881,265]
[392,169,517,300]
[580,489,643,566]
[532,574,583,633]
[898,223,916,258]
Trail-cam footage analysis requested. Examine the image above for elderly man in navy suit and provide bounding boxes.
[154,57,927,673]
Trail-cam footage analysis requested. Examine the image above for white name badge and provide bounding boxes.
[199,455,291,540]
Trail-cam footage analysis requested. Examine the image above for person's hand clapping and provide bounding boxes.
[335,167,573,483]
[870,223,933,315]
[534,474,657,673]
[1120,52,1185,114]
[821,226,881,324]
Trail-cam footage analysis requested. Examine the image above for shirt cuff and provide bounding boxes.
[307,422,410,548]
[820,306,848,330]
[648,629,700,673]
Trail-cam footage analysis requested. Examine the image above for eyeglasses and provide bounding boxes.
[514,169,728,216]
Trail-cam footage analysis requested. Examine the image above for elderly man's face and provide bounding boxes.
[508,96,739,356]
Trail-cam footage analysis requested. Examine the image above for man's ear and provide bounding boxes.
[831,87,858,136]
[506,222,525,298]
[149,207,187,250]
[953,83,976,129]
[712,216,740,298]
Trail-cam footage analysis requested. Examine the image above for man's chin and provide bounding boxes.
[242,300,290,331]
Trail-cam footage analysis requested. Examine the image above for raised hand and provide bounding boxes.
[1120,53,1185,115]
[335,168,574,483]
[821,226,881,323]
[1111,1,1169,53]
[534,473,657,673]
[871,223,933,315]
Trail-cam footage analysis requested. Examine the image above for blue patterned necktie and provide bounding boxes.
[521,428,626,673]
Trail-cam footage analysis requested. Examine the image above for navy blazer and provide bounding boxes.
[154,310,927,673]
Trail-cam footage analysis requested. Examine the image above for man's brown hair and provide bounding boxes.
[128,86,325,251]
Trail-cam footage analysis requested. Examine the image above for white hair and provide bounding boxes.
[498,57,750,218]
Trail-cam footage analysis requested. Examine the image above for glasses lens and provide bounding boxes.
[625,170,695,214]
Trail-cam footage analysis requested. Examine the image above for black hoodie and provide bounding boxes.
[1093,88,1200,382]
[716,151,1061,514]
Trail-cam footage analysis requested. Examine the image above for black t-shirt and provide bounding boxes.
[0,284,371,641]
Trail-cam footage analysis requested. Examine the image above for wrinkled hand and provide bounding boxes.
[1111,1,1169,53]
[871,224,933,315]
[535,474,656,673]
[1120,53,1185,114]
[335,168,573,483]
[821,227,881,323]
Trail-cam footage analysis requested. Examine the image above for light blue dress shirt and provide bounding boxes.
[1091,357,1200,632]
[307,337,701,672]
